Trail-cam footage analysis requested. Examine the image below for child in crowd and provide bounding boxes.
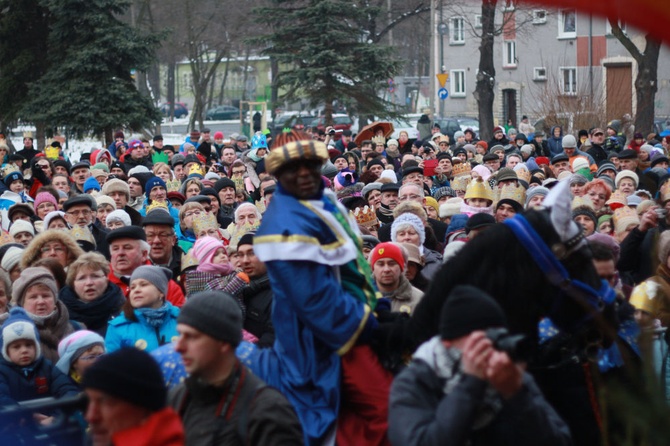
[185,236,249,299]
[56,331,106,386]
[0,308,79,407]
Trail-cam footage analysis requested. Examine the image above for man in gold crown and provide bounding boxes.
[494,183,525,223]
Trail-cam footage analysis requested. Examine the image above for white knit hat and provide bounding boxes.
[615,170,639,189]
[1,308,41,362]
[1,246,23,272]
[9,220,35,238]
[43,211,68,230]
[105,209,131,227]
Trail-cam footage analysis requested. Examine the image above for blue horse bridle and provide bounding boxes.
[504,214,616,318]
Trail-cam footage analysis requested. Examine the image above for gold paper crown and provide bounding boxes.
[495,183,526,207]
[166,180,181,193]
[660,181,670,204]
[45,146,60,160]
[451,175,470,192]
[181,252,199,271]
[188,164,205,177]
[353,206,379,228]
[2,164,19,177]
[606,190,628,210]
[69,226,95,245]
[146,200,169,215]
[0,231,13,246]
[515,167,531,184]
[464,178,494,202]
[371,135,386,146]
[192,212,218,235]
[266,140,328,175]
[571,195,595,211]
[612,205,640,225]
[629,280,660,314]
[452,161,472,178]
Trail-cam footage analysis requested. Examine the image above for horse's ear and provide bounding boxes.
[544,180,581,243]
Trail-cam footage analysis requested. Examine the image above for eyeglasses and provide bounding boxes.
[40,245,65,253]
[146,232,174,240]
[66,210,92,217]
[78,354,103,362]
[37,203,56,210]
[37,164,50,169]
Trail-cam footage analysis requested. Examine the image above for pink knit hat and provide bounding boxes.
[34,192,58,210]
[191,236,226,265]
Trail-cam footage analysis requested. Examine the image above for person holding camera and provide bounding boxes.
[388,285,572,446]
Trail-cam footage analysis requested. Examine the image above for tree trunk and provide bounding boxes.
[270,56,279,119]
[475,0,497,143]
[634,37,660,134]
[167,61,175,120]
[218,57,231,106]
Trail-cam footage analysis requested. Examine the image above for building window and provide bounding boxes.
[503,40,517,68]
[474,14,482,29]
[560,67,577,95]
[558,9,576,38]
[606,19,627,36]
[450,17,465,44]
[533,67,547,81]
[532,10,547,24]
[450,70,466,97]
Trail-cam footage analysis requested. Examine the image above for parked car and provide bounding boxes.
[390,118,420,140]
[315,114,353,132]
[160,102,188,119]
[205,105,240,121]
[454,116,480,137]
[432,117,463,141]
[271,112,316,136]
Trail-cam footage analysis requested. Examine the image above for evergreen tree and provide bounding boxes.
[255,0,402,122]
[20,0,161,139]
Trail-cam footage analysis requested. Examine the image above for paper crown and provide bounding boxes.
[452,161,472,178]
[571,195,595,211]
[266,140,328,175]
[0,231,13,246]
[181,252,199,271]
[612,205,640,234]
[192,212,218,235]
[166,180,181,193]
[437,135,450,144]
[451,175,470,192]
[464,178,494,202]
[629,280,660,314]
[146,200,169,215]
[69,225,95,245]
[371,135,386,146]
[606,190,628,210]
[353,206,379,228]
[514,167,531,184]
[188,164,205,177]
[659,181,670,204]
[495,183,526,206]
[45,146,60,160]
[2,164,19,177]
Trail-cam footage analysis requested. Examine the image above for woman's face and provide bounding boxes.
[587,187,607,210]
[399,132,409,144]
[36,201,56,219]
[97,204,115,227]
[618,179,636,196]
[40,241,68,266]
[129,278,163,309]
[71,344,104,377]
[48,218,69,231]
[182,207,203,230]
[0,282,8,314]
[23,284,56,316]
[570,183,586,197]
[73,267,109,303]
[107,220,125,230]
[598,220,612,235]
[574,215,595,236]
[395,226,421,246]
[156,167,171,182]
[467,198,490,208]
[347,158,357,171]
[425,206,438,220]
[236,207,258,228]
[639,151,650,161]
[185,183,201,198]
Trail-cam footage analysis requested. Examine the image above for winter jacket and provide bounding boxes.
[242,274,275,348]
[112,407,184,446]
[59,282,125,336]
[0,356,79,406]
[383,274,424,315]
[123,155,153,171]
[586,143,608,165]
[90,220,110,259]
[546,126,564,157]
[108,261,185,308]
[421,248,444,281]
[169,360,303,446]
[388,338,572,446]
[104,303,180,353]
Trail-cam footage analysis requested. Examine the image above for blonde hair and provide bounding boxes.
[66,252,110,288]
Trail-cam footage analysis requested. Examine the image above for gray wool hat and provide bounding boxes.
[178,291,243,347]
[361,182,382,198]
[130,265,172,298]
[12,267,59,306]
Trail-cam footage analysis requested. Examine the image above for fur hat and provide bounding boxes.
[102,178,130,200]
[615,170,639,189]
[95,195,116,210]
[56,330,105,375]
[439,198,464,218]
[1,307,41,362]
[19,230,83,270]
[391,213,426,246]
[12,266,58,307]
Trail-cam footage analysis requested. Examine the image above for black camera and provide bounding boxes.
[485,328,532,362]
[328,129,336,136]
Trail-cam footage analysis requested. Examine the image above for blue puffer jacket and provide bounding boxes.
[0,356,80,406]
[546,126,564,157]
[104,304,180,353]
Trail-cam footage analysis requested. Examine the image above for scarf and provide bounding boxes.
[459,202,494,217]
[27,310,57,326]
[414,336,503,430]
[376,203,394,225]
[59,284,124,333]
[137,302,171,328]
[28,301,75,363]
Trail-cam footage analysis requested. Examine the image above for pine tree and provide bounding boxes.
[19,0,161,140]
[255,0,402,122]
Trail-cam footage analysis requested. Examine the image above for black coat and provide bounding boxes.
[0,356,80,406]
[242,274,275,347]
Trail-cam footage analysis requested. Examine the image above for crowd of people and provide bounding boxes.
[0,116,668,445]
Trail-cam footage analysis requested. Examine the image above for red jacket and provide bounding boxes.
[112,407,184,446]
[109,261,185,308]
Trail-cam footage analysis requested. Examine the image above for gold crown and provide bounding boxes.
[353,206,379,228]
[629,280,660,314]
[69,226,95,245]
[192,212,218,235]
[452,161,472,178]
[266,140,328,175]
[660,181,670,204]
[166,180,181,193]
[495,183,526,206]
[606,190,628,210]
[612,205,639,225]
[515,167,531,184]
[451,175,470,192]
[146,200,169,215]
[2,164,19,177]
[45,146,60,160]
[0,231,13,246]
[181,252,199,270]
[188,164,204,177]
[571,195,595,211]
[437,135,450,144]
[371,135,386,145]
[464,178,494,202]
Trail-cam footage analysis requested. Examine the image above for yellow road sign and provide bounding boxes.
[436,73,449,87]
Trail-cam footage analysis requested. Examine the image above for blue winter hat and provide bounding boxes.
[56,330,105,375]
[3,171,23,188]
[83,176,101,193]
[145,176,167,196]
[1,307,41,362]
[446,213,469,235]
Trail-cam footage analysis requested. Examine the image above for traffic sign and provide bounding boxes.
[438,88,449,100]
[436,73,449,87]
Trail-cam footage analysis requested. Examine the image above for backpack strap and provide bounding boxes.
[234,375,267,446]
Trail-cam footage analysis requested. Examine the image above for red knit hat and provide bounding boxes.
[369,242,405,272]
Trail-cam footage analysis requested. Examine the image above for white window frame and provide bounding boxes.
[474,14,482,29]
[533,67,547,81]
[450,70,466,97]
[606,19,627,36]
[559,67,577,95]
[450,17,465,45]
[503,40,517,68]
[503,1,516,12]
[532,10,547,25]
[558,9,576,39]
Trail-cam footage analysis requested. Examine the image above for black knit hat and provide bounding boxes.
[129,172,153,193]
[214,177,236,193]
[82,347,166,411]
[178,291,242,346]
[439,285,507,340]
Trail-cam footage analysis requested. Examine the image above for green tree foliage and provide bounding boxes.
[2,0,161,139]
[255,0,402,122]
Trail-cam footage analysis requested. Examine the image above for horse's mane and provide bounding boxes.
[406,209,602,352]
